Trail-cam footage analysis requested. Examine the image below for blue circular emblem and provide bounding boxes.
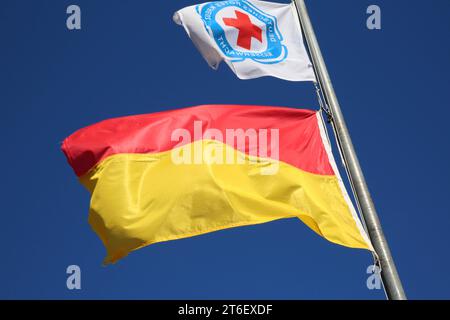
[197,0,288,64]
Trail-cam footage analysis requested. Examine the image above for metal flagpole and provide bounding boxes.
[292,0,406,300]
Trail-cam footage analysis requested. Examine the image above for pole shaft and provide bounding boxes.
[293,0,406,300]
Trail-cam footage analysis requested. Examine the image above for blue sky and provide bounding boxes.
[1,0,449,299]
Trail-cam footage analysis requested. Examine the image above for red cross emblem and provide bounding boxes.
[223,10,263,50]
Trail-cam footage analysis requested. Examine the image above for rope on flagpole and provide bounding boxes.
[314,82,331,120]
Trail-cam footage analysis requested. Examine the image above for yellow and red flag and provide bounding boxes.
[62,105,373,264]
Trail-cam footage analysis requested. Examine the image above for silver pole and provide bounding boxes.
[292,0,406,300]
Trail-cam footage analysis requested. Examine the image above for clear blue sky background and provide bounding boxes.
[1,0,449,299]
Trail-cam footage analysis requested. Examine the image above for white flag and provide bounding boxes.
[174,0,316,82]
